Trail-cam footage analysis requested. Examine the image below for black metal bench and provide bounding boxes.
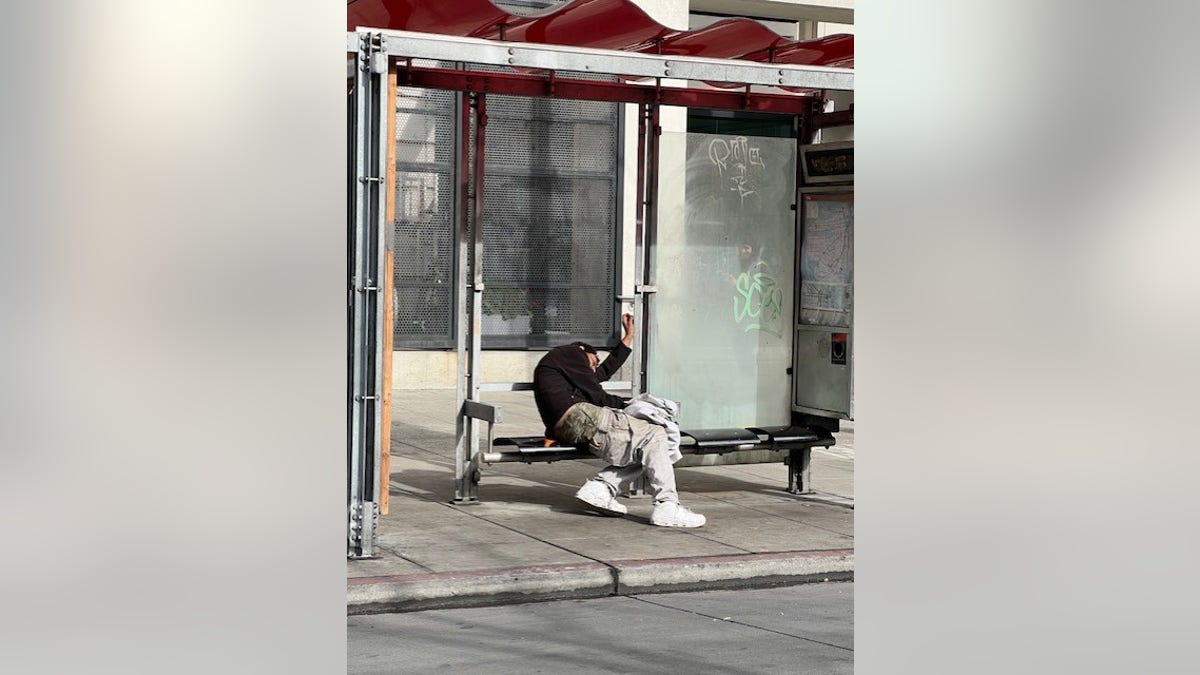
[477,419,835,494]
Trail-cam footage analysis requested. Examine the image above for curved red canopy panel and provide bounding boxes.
[347,0,852,70]
[347,0,512,37]
[501,0,674,50]
[651,18,789,58]
[768,33,854,67]
[706,33,854,90]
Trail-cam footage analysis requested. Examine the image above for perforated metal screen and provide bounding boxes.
[390,69,620,349]
[391,85,457,347]
[481,88,618,348]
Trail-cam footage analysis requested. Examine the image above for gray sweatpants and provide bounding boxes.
[587,407,678,503]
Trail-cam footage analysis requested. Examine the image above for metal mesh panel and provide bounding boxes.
[480,85,619,347]
[487,91,617,123]
[486,117,615,174]
[392,87,456,347]
[391,65,621,348]
[395,88,455,165]
[481,172,616,344]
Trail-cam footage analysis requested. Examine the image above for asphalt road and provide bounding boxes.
[349,581,853,674]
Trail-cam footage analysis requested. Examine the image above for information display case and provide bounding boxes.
[794,142,853,420]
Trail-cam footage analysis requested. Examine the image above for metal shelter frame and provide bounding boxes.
[348,28,854,558]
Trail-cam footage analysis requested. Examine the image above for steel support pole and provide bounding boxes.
[348,42,368,558]
[453,89,472,503]
[468,92,487,500]
[348,33,390,558]
[455,91,487,503]
[627,102,659,498]
[629,103,647,397]
[787,446,813,494]
[639,103,661,390]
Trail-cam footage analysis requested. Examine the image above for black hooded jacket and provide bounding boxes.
[532,342,631,438]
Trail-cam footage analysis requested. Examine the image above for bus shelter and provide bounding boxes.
[348,4,854,557]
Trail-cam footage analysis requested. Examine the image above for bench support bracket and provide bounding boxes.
[787,446,813,494]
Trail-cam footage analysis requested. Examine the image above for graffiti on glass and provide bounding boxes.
[708,136,766,207]
[733,266,784,337]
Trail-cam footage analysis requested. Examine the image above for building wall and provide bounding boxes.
[691,0,852,25]
[392,0,852,389]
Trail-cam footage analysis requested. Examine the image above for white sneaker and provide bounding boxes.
[575,480,627,517]
[650,500,706,528]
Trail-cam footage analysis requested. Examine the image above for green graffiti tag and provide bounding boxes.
[733,269,784,337]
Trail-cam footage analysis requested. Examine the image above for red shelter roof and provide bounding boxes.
[347,0,853,69]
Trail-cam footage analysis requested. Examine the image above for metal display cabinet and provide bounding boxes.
[794,142,854,423]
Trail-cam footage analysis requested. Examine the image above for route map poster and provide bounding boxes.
[800,194,853,328]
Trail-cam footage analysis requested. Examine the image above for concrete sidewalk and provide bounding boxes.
[348,389,854,614]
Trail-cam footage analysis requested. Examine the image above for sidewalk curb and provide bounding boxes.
[348,549,853,614]
[614,549,854,595]
[348,562,615,615]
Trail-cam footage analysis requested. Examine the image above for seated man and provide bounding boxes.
[532,313,705,528]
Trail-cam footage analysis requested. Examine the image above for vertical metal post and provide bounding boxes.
[788,447,813,494]
[789,111,803,431]
[348,32,390,558]
[454,88,472,503]
[455,90,487,503]
[629,104,647,396]
[788,99,821,442]
[628,103,659,498]
[469,93,488,499]
[639,104,661,392]
[348,41,367,558]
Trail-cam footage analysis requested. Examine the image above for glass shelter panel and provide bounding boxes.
[648,133,797,429]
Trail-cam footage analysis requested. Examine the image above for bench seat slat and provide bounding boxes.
[679,428,761,447]
[747,425,828,445]
[493,436,567,449]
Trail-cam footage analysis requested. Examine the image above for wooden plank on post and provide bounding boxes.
[381,252,394,514]
[380,65,397,515]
